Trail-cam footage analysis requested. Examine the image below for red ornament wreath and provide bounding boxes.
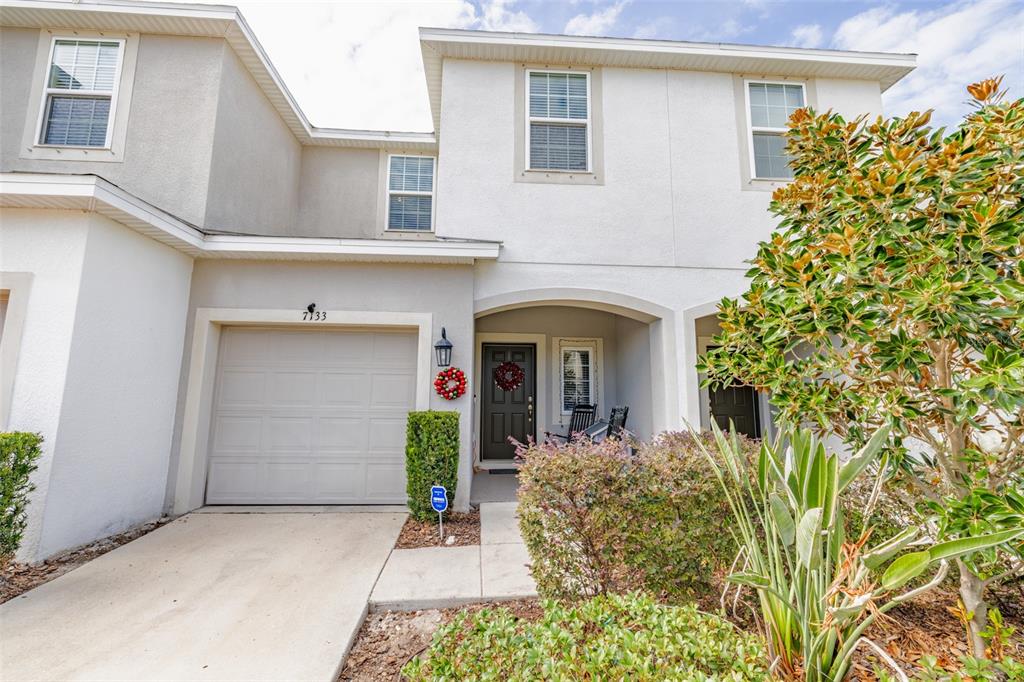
[434,367,467,400]
[493,361,525,392]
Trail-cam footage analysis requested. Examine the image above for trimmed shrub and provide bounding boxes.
[1,432,43,566]
[516,431,759,601]
[405,411,459,521]
[402,592,769,681]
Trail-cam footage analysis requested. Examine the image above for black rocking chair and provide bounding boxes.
[545,404,597,443]
[605,406,629,440]
[579,406,631,443]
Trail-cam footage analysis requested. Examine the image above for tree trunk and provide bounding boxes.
[957,559,989,658]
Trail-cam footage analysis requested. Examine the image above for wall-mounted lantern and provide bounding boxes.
[434,327,453,368]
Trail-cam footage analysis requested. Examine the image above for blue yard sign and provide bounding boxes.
[430,485,448,513]
[431,485,448,541]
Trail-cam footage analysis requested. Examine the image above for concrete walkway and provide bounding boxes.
[0,512,404,682]
[370,502,537,610]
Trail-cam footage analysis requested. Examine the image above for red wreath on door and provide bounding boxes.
[493,361,525,392]
[434,367,467,400]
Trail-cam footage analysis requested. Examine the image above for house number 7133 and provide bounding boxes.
[302,311,327,321]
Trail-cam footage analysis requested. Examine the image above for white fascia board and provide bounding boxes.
[0,173,498,262]
[201,235,500,261]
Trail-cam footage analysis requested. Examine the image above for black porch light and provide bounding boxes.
[434,327,454,368]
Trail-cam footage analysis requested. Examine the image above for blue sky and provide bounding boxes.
[184,0,1022,132]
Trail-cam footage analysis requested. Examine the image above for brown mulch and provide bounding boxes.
[1,518,169,604]
[337,599,542,682]
[847,584,1024,680]
[394,509,480,549]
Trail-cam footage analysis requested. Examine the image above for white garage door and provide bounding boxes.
[206,327,417,504]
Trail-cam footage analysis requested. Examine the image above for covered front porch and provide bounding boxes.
[472,300,670,470]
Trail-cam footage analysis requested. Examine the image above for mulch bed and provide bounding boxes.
[342,582,1023,681]
[849,583,1024,679]
[394,509,480,549]
[1,518,169,604]
[337,599,542,681]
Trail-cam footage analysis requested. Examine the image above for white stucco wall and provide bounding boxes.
[168,261,476,510]
[203,43,301,235]
[0,209,89,561]
[31,213,193,558]
[1,30,223,227]
[439,58,885,433]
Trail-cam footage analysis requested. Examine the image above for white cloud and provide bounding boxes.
[477,0,538,32]
[564,0,629,36]
[832,0,1024,127]
[681,18,753,43]
[175,0,542,132]
[789,23,823,49]
[633,16,673,40]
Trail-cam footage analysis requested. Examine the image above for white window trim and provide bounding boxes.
[743,79,806,181]
[384,153,436,233]
[525,69,592,174]
[553,337,603,421]
[34,36,126,150]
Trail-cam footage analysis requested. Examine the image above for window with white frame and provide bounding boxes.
[38,38,124,148]
[560,342,597,414]
[387,155,435,231]
[746,81,805,180]
[527,70,590,172]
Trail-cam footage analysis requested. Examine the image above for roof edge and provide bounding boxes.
[0,173,498,262]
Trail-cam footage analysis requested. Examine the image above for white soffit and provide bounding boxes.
[420,28,917,132]
[0,174,500,263]
[0,0,437,151]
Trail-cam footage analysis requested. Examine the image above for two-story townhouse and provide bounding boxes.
[0,0,915,562]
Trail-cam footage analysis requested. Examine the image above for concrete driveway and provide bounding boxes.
[0,511,405,681]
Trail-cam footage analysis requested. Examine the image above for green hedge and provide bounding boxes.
[405,411,459,521]
[1,432,43,566]
[402,593,768,681]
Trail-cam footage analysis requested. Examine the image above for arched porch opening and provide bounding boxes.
[472,288,678,475]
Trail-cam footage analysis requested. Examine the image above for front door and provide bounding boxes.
[481,344,536,460]
[709,382,761,439]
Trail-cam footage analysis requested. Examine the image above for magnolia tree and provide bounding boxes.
[699,78,1024,657]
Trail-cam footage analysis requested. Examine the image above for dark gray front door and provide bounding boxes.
[481,344,536,460]
[709,382,761,439]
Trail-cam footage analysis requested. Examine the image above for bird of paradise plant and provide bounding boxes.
[699,423,1024,681]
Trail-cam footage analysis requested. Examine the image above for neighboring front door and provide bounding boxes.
[709,382,761,439]
[481,344,536,461]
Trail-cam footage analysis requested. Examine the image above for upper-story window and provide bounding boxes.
[746,81,805,180]
[527,70,590,172]
[387,155,435,231]
[37,38,125,148]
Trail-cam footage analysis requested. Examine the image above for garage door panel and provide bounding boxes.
[265,461,314,497]
[319,417,368,450]
[269,371,318,406]
[206,328,417,505]
[323,333,374,364]
[207,459,264,500]
[365,462,407,501]
[271,330,325,364]
[321,372,371,406]
[313,461,367,499]
[213,416,262,450]
[264,417,313,451]
[368,417,408,450]
[218,370,266,406]
[372,333,418,366]
[220,329,272,366]
[370,374,416,408]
